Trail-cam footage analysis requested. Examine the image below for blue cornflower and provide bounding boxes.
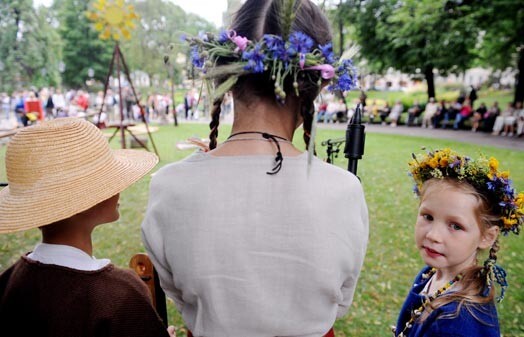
[263,35,287,59]
[264,35,283,52]
[287,31,314,55]
[243,43,265,73]
[487,181,496,191]
[338,59,354,72]
[504,182,514,196]
[191,46,205,68]
[337,73,355,91]
[180,34,187,42]
[218,30,229,44]
[319,43,335,63]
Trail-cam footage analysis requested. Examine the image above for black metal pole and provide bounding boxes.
[344,103,366,176]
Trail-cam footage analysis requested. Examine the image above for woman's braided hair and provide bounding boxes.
[209,96,223,150]
[208,0,332,150]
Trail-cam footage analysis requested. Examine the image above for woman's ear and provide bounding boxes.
[479,225,500,250]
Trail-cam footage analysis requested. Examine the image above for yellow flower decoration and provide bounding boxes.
[489,157,499,172]
[428,157,439,169]
[86,0,138,41]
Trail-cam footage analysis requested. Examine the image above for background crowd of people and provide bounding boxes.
[2,84,523,139]
[314,86,524,138]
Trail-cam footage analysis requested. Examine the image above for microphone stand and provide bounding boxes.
[344,103,366,176]
[320,137,345,164]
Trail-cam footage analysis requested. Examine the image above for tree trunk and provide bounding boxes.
[338,15,344,56]
[424,65,435,100]
[514,47,524,104]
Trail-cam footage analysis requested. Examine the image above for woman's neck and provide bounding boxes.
[211,98,303,157]
[231,99,299,140]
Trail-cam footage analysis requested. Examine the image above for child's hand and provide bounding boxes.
[167,326,176,337]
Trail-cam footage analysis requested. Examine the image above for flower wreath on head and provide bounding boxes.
[409,148,524,301]
[183,29,359,102]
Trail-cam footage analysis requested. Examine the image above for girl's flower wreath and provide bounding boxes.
[409,148,523,235]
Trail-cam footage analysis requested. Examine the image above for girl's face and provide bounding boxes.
[415,184,495,279]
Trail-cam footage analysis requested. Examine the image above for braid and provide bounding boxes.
[488,238,500,262]
[209,96,224,150]
[300,99,316,154]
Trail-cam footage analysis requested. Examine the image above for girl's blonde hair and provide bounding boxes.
[418,178,500,322]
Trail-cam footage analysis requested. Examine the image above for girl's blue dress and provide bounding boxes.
[395,266,500,337]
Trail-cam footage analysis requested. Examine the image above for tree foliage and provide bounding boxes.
[344,0,479,99]
[472,0,524,103]
[53,0,114,89]
[0,0,61,92]
[121,0,215,88]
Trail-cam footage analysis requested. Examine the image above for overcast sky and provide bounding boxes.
[33,0,328,28]
[33,0,229,27]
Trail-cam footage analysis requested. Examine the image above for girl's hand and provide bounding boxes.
[167,326,176,337]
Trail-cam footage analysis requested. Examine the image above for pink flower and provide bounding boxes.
[228,30,249,52]
[305,64,335,79]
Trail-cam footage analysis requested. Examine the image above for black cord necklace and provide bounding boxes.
[227,131,290,175]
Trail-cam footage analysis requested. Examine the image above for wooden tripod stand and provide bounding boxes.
[97,43,159,157]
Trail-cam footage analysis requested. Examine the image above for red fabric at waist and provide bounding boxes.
[187,327,335,337]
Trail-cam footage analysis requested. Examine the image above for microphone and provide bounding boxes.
[344,103,366,176]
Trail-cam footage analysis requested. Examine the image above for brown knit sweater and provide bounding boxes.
[0,256,169,337]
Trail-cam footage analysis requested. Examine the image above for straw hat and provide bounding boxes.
[0,118,159,233]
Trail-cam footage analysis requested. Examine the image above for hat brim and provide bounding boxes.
[0,149,158,234]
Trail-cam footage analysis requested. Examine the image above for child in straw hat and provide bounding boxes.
[0,118,174,337]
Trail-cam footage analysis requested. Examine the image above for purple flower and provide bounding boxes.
[232,35,249,52]
[319,43,335,63]
[191,46,204,68]
[218,30,230,43]
[243,43,265,73]
[449,159,461,168]
[287,32,314,55]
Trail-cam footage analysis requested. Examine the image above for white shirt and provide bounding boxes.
[27,243,110,271]
[52,94,66,109]
[142,151,369,337]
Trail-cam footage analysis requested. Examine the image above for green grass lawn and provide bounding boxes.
[0,123,523,336]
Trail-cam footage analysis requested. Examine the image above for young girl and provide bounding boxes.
[393,148,523,337]
[0,118,173,337]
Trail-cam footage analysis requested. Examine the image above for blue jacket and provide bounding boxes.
[395,266,500,337]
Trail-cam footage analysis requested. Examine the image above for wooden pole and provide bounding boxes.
[115,43,126,149]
